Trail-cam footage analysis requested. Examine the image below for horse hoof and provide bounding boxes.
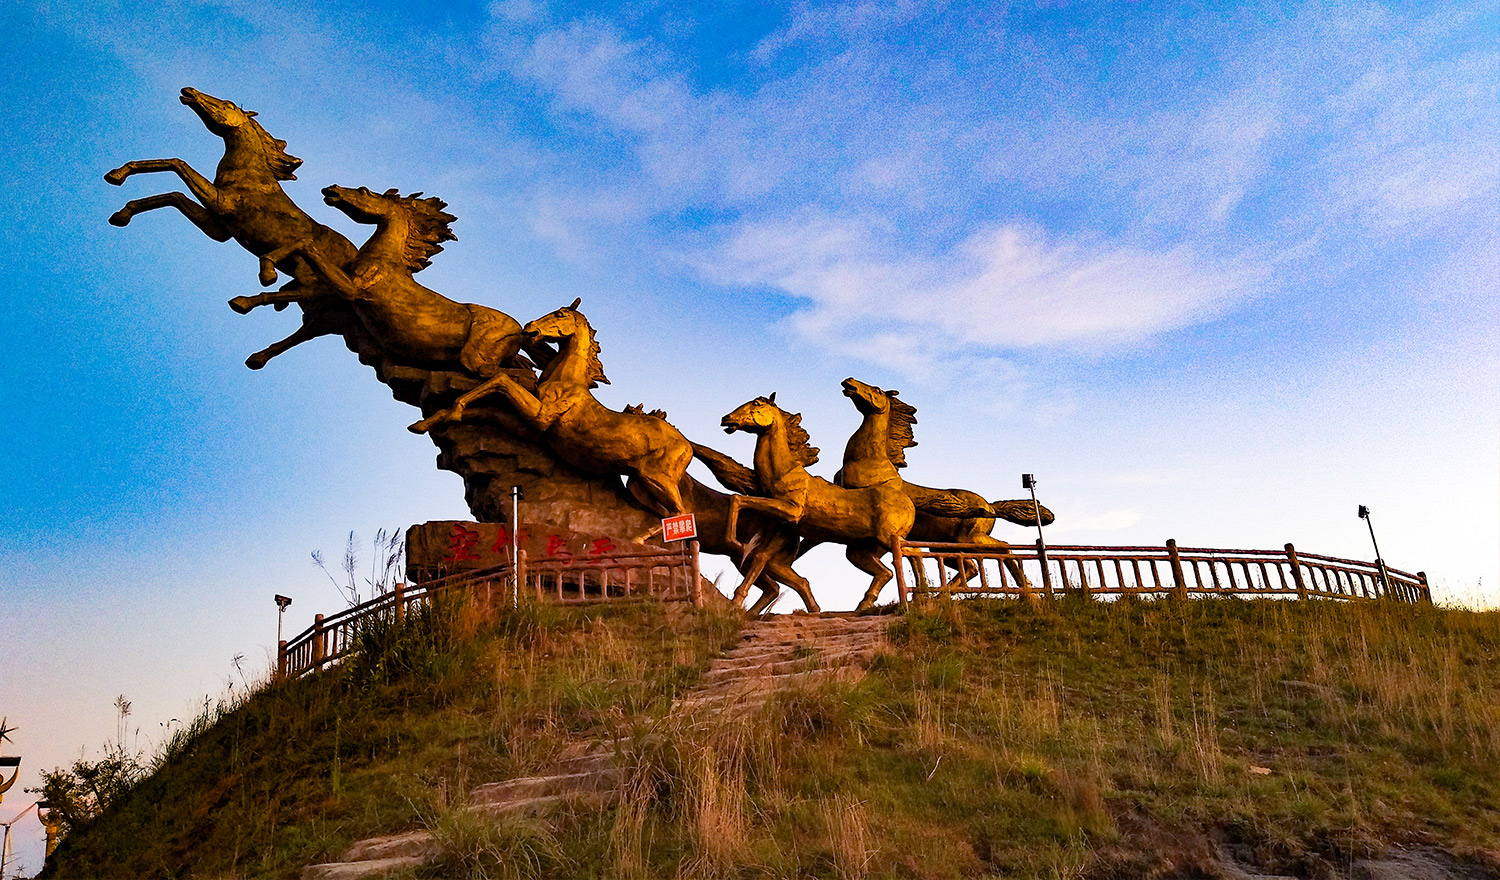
[104,168,127,186]
[228,296,255,315]
[273,301,289,311]
[245,355,267,370]
[258,267,279,287]
[108,210,131,227]
[409,418,436,434]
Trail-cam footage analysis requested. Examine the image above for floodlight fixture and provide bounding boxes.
[1021,473,1036,490]
[274,594,293,645]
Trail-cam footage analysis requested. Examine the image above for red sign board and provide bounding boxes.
[662,514,697,542]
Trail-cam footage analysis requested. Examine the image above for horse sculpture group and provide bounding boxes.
[107,88,1052,613]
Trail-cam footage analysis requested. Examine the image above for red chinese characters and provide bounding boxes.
[441,523,482,564]
[587,537,617,563]
[489,525,529,554]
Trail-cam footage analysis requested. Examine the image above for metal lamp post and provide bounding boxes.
[274,594,292,645]
[1021,474,1054,597]
[511,485,524,608]
[1358,505,1392,597]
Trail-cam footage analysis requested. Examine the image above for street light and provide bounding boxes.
[37,798,61,858]
[1021,474,1054,597]
[274,594,293,646]
[0,757,18,805]
[511,485,524,608]
[1358,505,1392,596]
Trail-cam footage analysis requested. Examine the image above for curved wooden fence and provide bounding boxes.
[277,543,702,680]
[892,538,1430,606]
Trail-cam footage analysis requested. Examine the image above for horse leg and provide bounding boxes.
[108,192,230,241]
[411,374,543,434]
[245,322,327,370]
[105,157,217,199]
[764,556,819,613]
[256,239,359,296]
[725,495,804,555]
[745,576,784,616]
[846,543,894,612]
[229,288,313,315]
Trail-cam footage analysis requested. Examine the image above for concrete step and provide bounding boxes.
[339,830,439,862]
[702,651,878,685]
[301,855,428,880]
[469,768,620,806]
[730,631,885,654]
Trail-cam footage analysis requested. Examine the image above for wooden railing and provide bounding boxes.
[892,538,1430,606]
[277,543,702,680]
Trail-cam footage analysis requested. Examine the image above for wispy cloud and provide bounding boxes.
[700,212,1250,368]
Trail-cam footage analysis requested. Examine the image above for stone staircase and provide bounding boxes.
[673,612,890,714]
[300,613,891,878]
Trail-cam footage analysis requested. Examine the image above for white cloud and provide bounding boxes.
[701,212,1250,368]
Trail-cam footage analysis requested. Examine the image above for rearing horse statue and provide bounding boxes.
[104,87,362,370]
[230,185,546,390]
[423,300,695,518]
[719,394,915,611]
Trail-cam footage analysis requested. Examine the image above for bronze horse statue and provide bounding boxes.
[425,301,696,518]
[232,185,548,389]
[717,394,915,611]
[833,378,1052,595]
[105,87,363,369]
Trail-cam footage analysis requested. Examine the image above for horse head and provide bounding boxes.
[323,185,398,224]
[179,88,301,179]
[324,185,457,272]
[841,377,896,415]
[721,395,781,434]
[523,298,587,343]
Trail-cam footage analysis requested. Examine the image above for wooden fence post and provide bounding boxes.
[393,584,405,625]
[893,537,909,608]
[312,613,327,667]
[1166,540,1188,600]
[689,540,704,609]
[1284,543,1307,600]
[1418,571,1432,605]
[277,640,288,680]
[1035,538,1054,600]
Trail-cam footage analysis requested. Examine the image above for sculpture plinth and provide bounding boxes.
[351,337,659,542]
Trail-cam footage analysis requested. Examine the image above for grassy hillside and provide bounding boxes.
[43,595,1500,879]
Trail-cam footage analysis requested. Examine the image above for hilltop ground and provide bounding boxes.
[40,594,1500,879]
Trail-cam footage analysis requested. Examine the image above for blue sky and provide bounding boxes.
[1,0,1496,871]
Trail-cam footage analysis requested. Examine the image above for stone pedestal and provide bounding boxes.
[347,334,658,543]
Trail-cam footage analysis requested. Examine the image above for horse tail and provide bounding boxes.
[691,443,759,495]
[988,499,1055,527]
[908,485,994,519]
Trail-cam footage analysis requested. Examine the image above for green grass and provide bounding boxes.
[44,596,1500,879]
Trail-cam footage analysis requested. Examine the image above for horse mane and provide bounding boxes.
[385,190,458,272]
[885,393,918,468]
[244,115,303,181]
[769,401,820,467]
[568,309,610,388]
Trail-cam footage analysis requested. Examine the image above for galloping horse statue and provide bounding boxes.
[717,394,915,611]
[105,87,362,370]
[417,300,696,518]
[232,185,549,394]
[834,378,1052,595]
